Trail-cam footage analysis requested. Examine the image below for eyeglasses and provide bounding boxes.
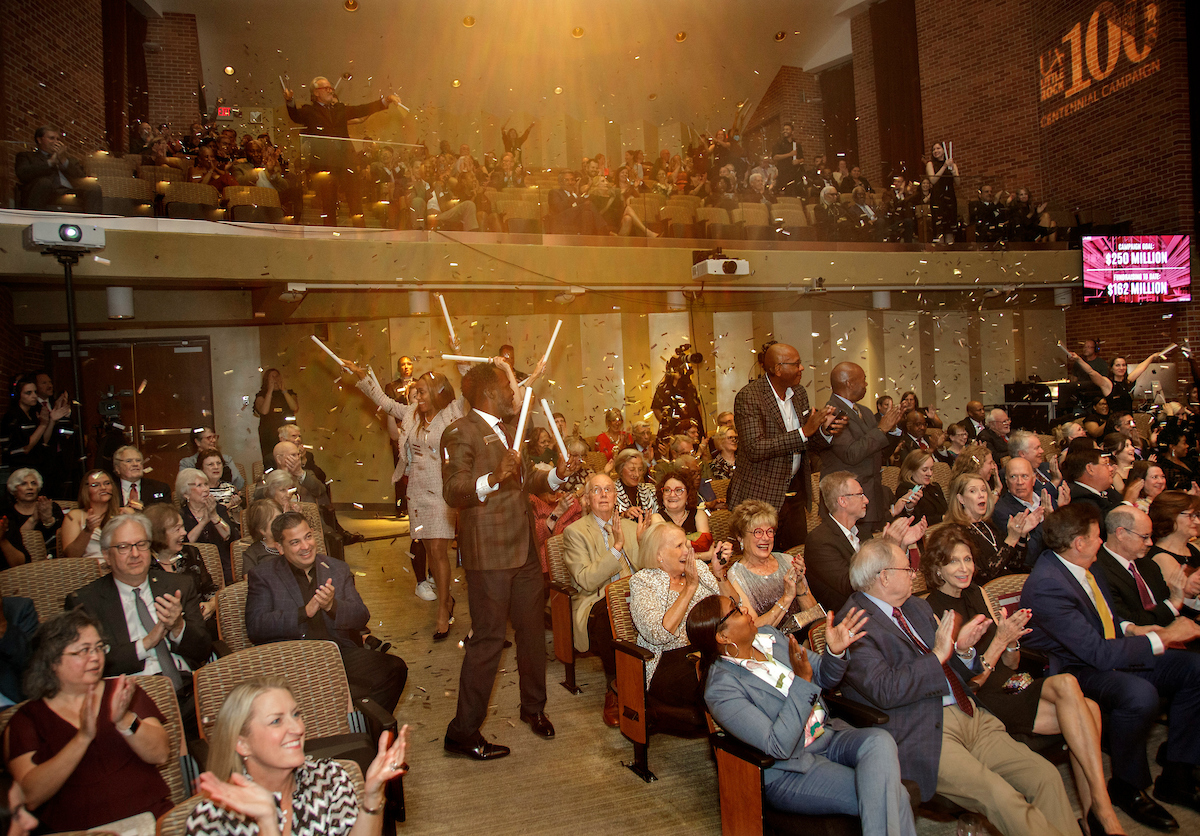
[715,596,743,631]
[63,643,110,659]
[590,486,616,496]
[842,492,866,499]
[663,486,687,496]
[750,527,776,539]
[1118,527,1154,543]
[110,540,151,556]
[115,457,143,465]
[1177,511,1200,520]
[882,566,918,579]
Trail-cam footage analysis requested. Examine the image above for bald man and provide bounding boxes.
[961,401,986,441]
[728,343,844,549]
[818,362,902,536]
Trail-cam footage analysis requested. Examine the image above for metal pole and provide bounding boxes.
[57,251,87,470]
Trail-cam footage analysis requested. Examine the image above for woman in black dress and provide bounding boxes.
[2,468,63,566]
[176,468,236,584]
[892,450,947,528]
[1156,426,1197,492]
[924,142,960,243]
[944,472,1036,583]
[1069,348,1172,416]
[922,524,1124,835]
[1146,490,1200,572]
[252,368,298,466]
[144,503,219,635]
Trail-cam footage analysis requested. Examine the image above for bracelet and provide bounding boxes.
[360,797,384,816]
[774,601,786,611]
[980,658,995,673]
[1005,642,1021,652]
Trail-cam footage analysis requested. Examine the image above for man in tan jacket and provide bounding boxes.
[562,472,653,726]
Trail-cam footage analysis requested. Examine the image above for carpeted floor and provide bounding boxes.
[336,512,1195,835]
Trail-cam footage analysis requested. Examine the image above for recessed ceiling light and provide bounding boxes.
[451,79,461,88]
[775,31,787,41]
[343,0,358,11]
[554,86,563,94]
[463,16,474,27]
[648,93,657,100]
[675,31,686,42]
[223,66,235,75]
[572,27,583,38]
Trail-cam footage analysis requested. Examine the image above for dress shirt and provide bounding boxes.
[121,480,141,505]
[112,576,190,673]
[1053,554,1164,653]
[771,383,804,478]
[969,418,985,436]
[594,513,635,584]
[1110,553,1199,614]
[863,591,975,707]
[473,408,565,500]
[1012,491,1041,511]
[831,516,861,552]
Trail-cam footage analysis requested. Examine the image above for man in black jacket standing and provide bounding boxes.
[284,77,402,226]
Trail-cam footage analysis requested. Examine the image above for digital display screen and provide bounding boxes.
[1082,235,1191,303]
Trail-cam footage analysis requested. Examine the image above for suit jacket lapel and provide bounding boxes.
[101,576,134,645]
[760,377,787,435]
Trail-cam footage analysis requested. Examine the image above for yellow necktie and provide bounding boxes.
[1084,570,1117,639]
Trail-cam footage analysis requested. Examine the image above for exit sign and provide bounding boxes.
[216,106,233,120]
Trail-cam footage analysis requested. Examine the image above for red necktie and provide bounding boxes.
[128,484,139,506]
[893,606,974,717]
[1128,562,1156,611]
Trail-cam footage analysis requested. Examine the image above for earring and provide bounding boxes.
[724,640,739,655]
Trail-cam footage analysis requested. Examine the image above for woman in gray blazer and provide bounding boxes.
[688,596,916,835]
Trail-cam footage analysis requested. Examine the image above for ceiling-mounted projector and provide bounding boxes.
[692,257,750,279]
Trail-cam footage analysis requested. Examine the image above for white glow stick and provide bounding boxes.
[541,320,563,366]
[278,75,288,95]
[1056,341,1072,357]
[442,353,490,363]
[1160,343,1178,358]
[367,367,383,391]
[311,335,348,369]
[541,398,569,461]
[513,387,533,453]
[438,294,457,344]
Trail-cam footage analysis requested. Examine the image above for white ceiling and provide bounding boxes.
[160,0,850,133]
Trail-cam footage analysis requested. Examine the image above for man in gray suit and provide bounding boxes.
[820,363,902,535]
[838,539,1077,835]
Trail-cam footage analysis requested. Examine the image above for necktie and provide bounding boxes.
[1084,570,1117,639]
[128,483,139,506]
[134,588,184,689]
[1128,562,1156,611]
[892,606,973,716]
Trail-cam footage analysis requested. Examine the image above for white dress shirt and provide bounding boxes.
[1053,554,1163,654]
[473,408,564,501]
[112,576,191,673]
[771,384,805,478]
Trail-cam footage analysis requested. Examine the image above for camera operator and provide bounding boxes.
[652,345,706,443]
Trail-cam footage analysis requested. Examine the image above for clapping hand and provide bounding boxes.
[788,635,813,681]
[109,674,136,725]
[825,607,869,655]
[364,725,410,803]
[995,606,1032,648]
[154,589,184,635]
[307,579,336,616]
[197,772,279,831]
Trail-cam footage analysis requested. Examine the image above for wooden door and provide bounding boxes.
[50,343,137,470]
[133,340,214,480]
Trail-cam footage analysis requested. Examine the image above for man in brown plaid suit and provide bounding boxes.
[728,343,846,550]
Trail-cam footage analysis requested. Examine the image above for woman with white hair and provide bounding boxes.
[3,468,62,566]
[629,521,732,730]
[176,468,236,584]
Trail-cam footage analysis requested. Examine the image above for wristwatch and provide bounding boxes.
[119,715,141,737]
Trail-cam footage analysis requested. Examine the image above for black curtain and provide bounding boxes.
[819,62,858,169]
[870,0,924,183]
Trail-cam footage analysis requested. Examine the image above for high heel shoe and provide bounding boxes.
[433,597,456,641]
[1087,808,1128,836]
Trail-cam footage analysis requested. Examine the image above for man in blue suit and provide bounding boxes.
[246,511,407,712]
[839,539,1077,835]
[992,457,1053,568]
[1021,503,1200,830]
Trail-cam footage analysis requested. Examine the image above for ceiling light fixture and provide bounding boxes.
[223,66,234,75]
[572,27,583,38]
[343,0,359,11]
[463,16,475,27]
[775,31,787,41]
[554,86,563,94]
[451,79,461,88]
[675,31,686,42]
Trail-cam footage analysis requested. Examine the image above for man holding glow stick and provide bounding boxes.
[440,360,582,759]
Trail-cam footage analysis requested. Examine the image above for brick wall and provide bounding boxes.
[0,0,107,201]
[850,12,880,184]
[914,0,1045,199]
[144,12,203,130]
[745,65,825,164]
[1032,0,1191,234]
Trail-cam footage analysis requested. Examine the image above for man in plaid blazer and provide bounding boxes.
[728,343,845,550]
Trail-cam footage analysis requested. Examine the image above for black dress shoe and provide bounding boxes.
[520,711,555,738]
[1108,779,1178,830]
[443,735,510,760]
[342,531,366,544]
[1154,776,1200,814]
